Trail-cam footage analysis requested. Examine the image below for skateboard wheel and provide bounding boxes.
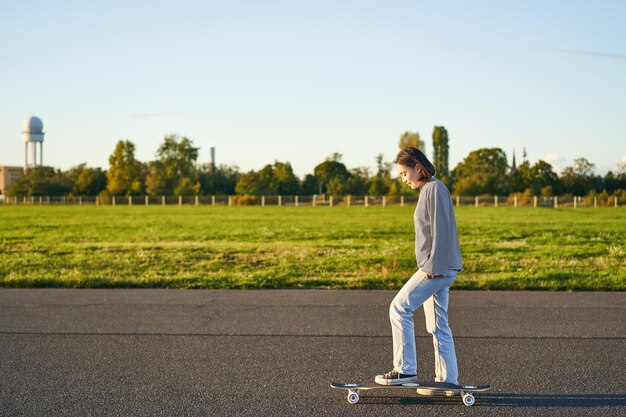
[462,393,475,406]
[347,390,360,404]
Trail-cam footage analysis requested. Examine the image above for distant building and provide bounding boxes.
[23,116,45,168]
[0,166,23,196]
[0,116,46,197]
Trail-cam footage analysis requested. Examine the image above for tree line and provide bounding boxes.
[5,129,626,200]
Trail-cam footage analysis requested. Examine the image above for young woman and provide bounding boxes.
[375,147,463,391]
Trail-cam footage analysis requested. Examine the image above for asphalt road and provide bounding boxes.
[1,289,625,416]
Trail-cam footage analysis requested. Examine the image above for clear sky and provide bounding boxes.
[1,0,625,177]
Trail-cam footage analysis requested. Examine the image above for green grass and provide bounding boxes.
[0,206,624,290]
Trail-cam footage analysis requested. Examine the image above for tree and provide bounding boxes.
[387,179,403,196]
[302,174,320,195]
[145,134,200,196]
[235,171,264,195]
[106,140,143,195]
[347,167,369,195]
[235,161,301,195]
[5,167,71,197]
[561,157,595,196]
[573,158,595,177]
[509,160,531,193]
[146,134,201,195]
[145,161,168,196]
[367,154,393,195]
[432,126,450,184]
[616,172,626,192]
[451,148,510,195]
[313,156,352,195]
[327,152,343,162]
[367,176,389,196]
[157,135,199,177]
[271,162,301,195]
[530,160,561,195]
[398,131,424,152]
[604,171,618,194]
[326,177,350,195]
[65,163,107,196]
[374,153,392,178]
[198,164,240,195]
[174,177,200,196]
[560,167,579,195]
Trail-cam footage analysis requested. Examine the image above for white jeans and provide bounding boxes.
[389,269,459,384]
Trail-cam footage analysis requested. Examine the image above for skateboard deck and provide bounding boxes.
[330,381,491,406]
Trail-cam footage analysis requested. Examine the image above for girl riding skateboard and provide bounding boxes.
[375,147,463,394]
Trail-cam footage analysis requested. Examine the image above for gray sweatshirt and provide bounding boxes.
[414,177,463,275]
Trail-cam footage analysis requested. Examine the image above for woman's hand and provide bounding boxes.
[424,273,444,279]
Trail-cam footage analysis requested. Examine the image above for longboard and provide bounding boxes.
[330,381,491,406]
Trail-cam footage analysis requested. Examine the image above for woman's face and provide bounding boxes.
[396,163,424,189]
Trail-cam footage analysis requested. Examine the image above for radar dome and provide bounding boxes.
[23,116,44,134]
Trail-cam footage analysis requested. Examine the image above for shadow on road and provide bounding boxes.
[355,393,626,408]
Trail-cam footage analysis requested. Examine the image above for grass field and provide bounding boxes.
[0,206,624,290]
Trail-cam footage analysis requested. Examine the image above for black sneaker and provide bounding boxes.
[375,369,417,385]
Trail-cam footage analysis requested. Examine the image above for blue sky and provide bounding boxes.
[1,0,625,177]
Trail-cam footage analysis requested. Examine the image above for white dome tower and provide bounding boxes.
[22,116,45,169]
